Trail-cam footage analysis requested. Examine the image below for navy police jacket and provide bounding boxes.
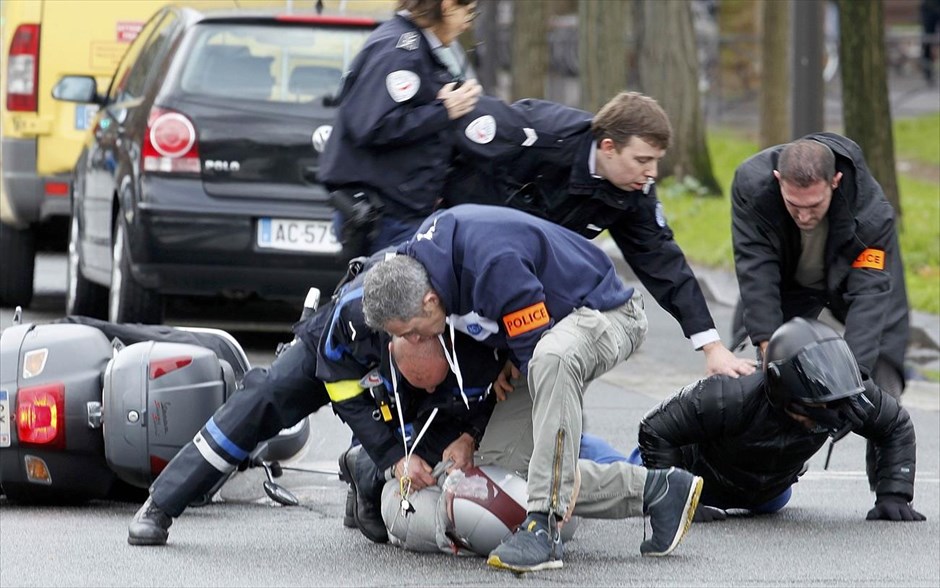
[318,13,459,220]
[731,133,909,381]
[295,261,500,470]
[639,372,916,508]
[400,204,634,373]
[445,96,716,339]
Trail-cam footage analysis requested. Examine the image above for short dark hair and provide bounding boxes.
[398,0,475,25]
[777,140,836,187]
[591,92,672,151]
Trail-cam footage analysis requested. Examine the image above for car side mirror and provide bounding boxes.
[52,76,99,103]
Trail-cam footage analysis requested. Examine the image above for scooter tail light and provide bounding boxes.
[149,356,193,379]
[142,107,201,174]
[24,455,53,485]
[16,383,66,448]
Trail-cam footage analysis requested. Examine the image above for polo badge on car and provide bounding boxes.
[204,160,241,172]
[312,125,333,153]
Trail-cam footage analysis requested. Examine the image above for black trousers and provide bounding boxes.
[150,342,330,516]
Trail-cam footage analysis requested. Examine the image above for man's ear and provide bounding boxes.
[831,171,843,190]
[773,170,782,183]
[599,138,617,155]
[422,290,439,313]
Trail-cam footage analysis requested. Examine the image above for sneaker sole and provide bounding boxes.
[487,554,564,573]
[643,475,703,557]
[127,533,168,546]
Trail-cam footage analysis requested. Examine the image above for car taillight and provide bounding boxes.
[150,356,193,379]
[6,23,40,112]
[16,383,65,448]
[142,107,201,174]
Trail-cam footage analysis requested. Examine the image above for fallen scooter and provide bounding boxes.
[0,291,321,506]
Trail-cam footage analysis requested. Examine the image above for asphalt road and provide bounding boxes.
[1,253,938,587]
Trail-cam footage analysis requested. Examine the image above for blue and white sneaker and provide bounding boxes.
[641,467,703,556]
[487,512,563,573]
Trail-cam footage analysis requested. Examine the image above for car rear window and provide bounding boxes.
[179,22,372,103]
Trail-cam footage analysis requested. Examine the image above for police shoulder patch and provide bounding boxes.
[502,302,550,338]
[851,248,885,270]
[654,202,667,228]
[386,70,420,103]
[396,32,420,51]
[465,115,497,144]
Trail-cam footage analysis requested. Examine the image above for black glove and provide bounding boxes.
[693,504,727,523]
[866,494,926,521]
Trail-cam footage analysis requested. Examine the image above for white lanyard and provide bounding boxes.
[439,320,469,409]
[389,356,438,512]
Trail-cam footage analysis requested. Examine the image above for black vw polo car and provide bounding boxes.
[53,6,377,324]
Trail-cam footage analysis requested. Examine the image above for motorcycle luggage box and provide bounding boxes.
[0,323,120,502]
[103,341,233,488]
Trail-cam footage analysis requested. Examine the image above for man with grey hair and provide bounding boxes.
[731,131,910,490]
[362,203,704,574]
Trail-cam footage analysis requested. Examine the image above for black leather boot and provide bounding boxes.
[128,496,173,546]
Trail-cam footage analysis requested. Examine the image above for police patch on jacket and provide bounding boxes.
[386,70,420,102]
[852,248,885,270]
[655,202,667,228]
[396,31,419,51]
[465,115,496,144]
[502,302,550,337]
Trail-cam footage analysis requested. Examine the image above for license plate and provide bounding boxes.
[0,389,11,447]
[257,218,341,254]
[75,104,99,131]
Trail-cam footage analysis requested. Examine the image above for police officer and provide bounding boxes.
[445,91,753,378]
[319,0,482,256]
[638,318,923,523]
[362,205,707,573]
[730,133,910,488]
[124,255,488,546]
[338,331,507,544]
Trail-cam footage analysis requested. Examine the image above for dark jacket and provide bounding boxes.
[638,371,917,508]
[731,132,909,381]
[318,14,458,220]
[444,96,716,339]
[400,204,634,373]
[295,261,501,470]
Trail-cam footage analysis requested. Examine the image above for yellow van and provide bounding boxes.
[0,0,391,307]
[0,0,173,306]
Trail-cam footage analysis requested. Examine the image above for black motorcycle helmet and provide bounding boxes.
[765,318,864,412]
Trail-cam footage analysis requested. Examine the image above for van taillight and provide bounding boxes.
[16,383,65,448]
[142,108,201,173]
[6,23,40,112]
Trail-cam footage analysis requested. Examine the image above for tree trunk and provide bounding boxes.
[511,0,548,100]
[837,0,900,218]
[578,0,629,113]
[759,0,790,148]
[471,0,499,93]
[636,0,721,194]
